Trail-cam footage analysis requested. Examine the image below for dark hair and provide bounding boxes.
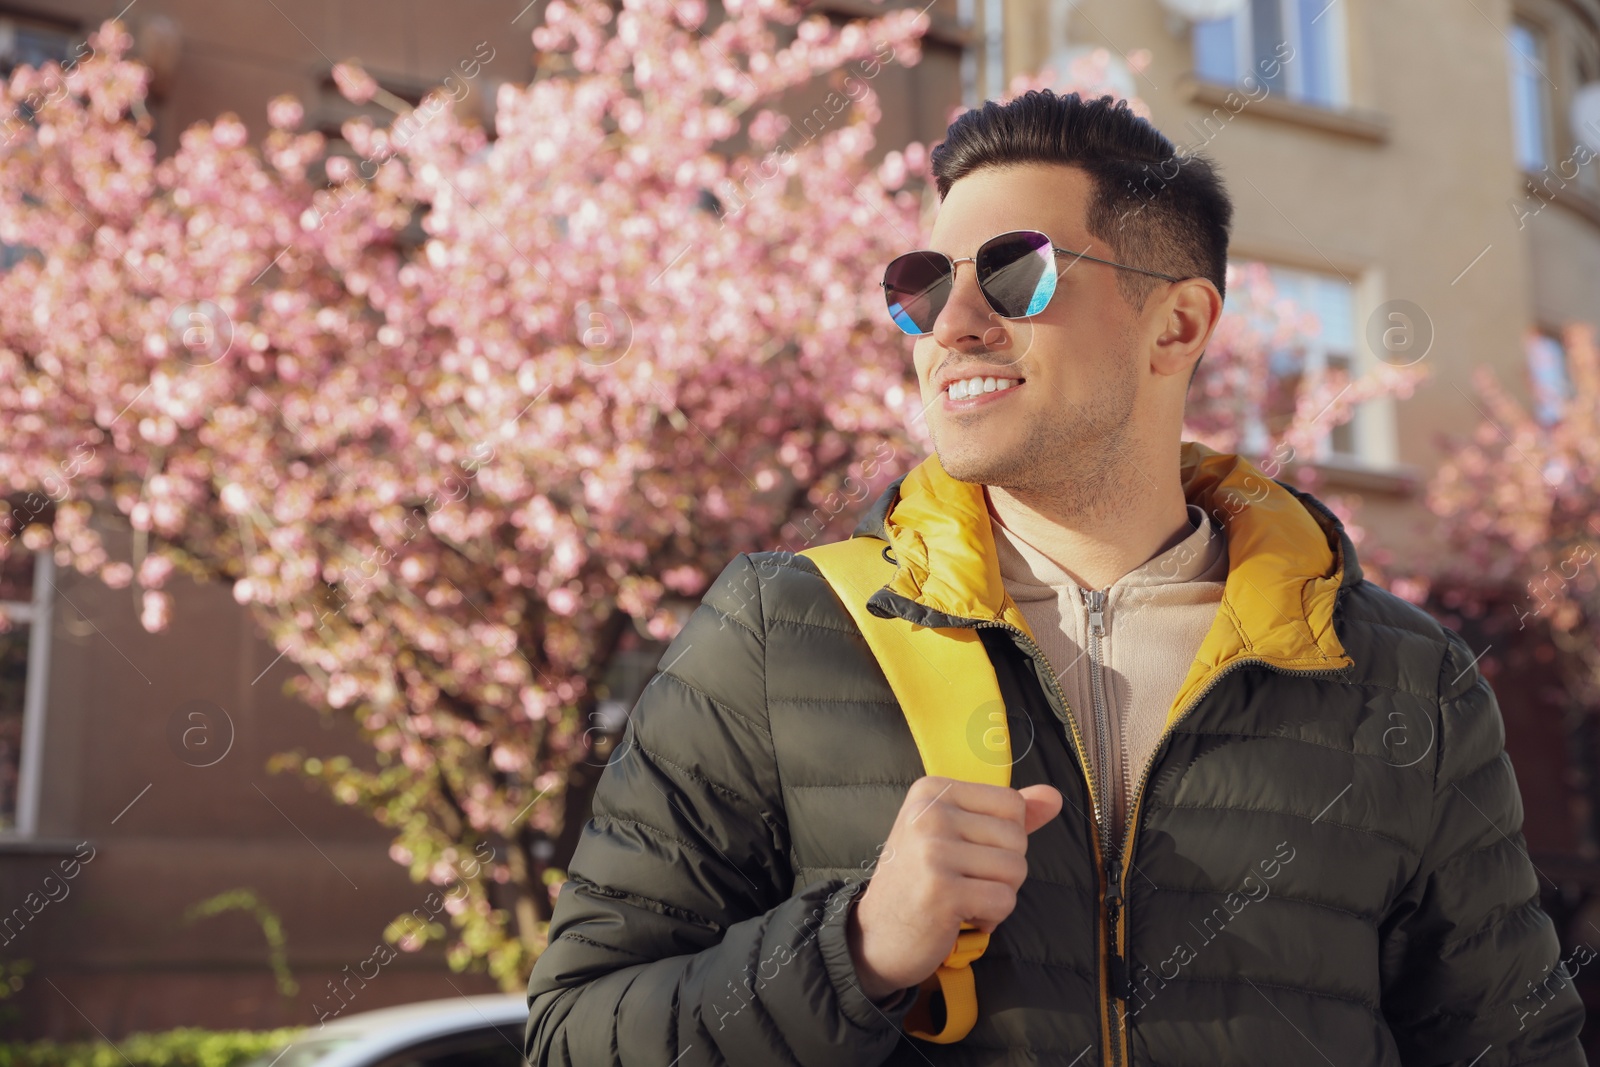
[930,91,1233,312]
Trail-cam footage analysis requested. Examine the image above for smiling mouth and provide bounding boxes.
[946,376,1024,401]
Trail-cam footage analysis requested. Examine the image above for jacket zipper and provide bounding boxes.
[1081,586,1130,1067]
[976,618,1119,1067]
[1105,656,1351,1067]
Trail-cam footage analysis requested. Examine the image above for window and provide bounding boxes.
[1525,330,1570,425]
[1228,263,1363,462]
[0,13,79,79]
[1193,0,1349,109]
[0,497,54,836]
[1509,20,1551,172]
[1271,265,1359,459]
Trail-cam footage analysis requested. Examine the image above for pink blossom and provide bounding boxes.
[140,589,171,631]
[137,552,174,589]
[267,94,304,131]
[332,61,378,104]
[546,587,579,616]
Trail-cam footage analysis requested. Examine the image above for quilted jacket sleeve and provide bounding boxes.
[524,553,916,1067]
[1378,628,1586,1066]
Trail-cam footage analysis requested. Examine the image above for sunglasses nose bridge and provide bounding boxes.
[929,253,1021,336]
[944,254,999,320]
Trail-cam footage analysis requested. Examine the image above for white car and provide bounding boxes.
[245,995,530,1067]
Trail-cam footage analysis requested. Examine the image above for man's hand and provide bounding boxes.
[846,776,1064,1002]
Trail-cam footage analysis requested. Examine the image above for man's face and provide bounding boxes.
[910,163,1159,495]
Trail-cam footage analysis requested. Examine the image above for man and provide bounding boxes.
[525,91,1586,1065]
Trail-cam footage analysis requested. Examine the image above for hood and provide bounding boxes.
[850,441,1357,725]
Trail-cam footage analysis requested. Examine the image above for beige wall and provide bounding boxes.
[994,0,1600,572]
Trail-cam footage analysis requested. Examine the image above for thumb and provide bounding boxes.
[1018,784,1063,835]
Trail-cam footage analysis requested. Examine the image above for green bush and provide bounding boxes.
[0,1028,304,1067]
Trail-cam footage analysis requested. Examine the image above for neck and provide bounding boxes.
[984,444,1193,590]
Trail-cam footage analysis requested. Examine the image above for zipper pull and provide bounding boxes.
[1083,588,1106,635]
[1109,951,1131,1001]
[1105,858,1130,1000]
[1104,859,1122,908]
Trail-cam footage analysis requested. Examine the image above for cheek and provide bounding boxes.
[1052,283,1119,330]
[1043,311,1123,371]
[912,342,939,389]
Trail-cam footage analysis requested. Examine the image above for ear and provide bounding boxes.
[1149,277,1222,380]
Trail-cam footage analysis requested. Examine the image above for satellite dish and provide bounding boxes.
[1158,0,1248,20]
[1572,82,1600,155]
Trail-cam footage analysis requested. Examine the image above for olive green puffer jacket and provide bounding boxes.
[524,443,1587,1066]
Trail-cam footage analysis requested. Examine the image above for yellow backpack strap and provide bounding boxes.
[799,537,1012,1044]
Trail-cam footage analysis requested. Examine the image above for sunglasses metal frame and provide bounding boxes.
[879,229,1186,336]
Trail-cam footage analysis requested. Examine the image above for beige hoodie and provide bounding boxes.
[988,497,1229,844]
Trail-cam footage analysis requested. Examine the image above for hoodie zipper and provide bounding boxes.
[1083,588,1113,849]
[1080,585,1134,1063]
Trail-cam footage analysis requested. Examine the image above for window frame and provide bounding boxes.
[1192,0,1351,110]
[1234,260,1394,468]
[0,550,54,838]
[0,11,81,80]
[1525,327,1571,425]
[1508,17,1553,174]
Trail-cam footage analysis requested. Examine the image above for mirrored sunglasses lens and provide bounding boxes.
[977,231,1056,318]
[883,251,951,335]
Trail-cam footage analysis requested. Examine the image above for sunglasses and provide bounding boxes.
[880,229,1184,336]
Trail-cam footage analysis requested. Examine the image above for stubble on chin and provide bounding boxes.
[931,364,1140,522]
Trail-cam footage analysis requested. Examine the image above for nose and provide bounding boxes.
[931,258,1010,352]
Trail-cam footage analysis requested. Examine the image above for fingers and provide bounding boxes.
[908,802,1028,853]
[952,877,1025,932]
[854,777,1054,990]
[904,777,1062,837]
[1019,784,1063,835]
[906,776,1027,823]
[933,841,1031,888]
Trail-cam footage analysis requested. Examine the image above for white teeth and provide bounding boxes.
[948,377,1019,400]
